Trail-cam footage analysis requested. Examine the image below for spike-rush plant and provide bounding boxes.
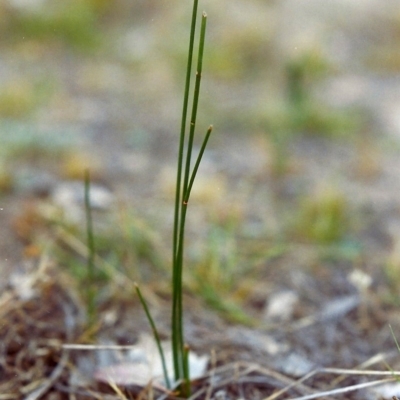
[136,0,212,396]
[171,4,211,392]
[83,0,211,394]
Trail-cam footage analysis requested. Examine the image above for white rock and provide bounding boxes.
[51,181,114,223]
[94,333,209,387]
[264,290,299,322]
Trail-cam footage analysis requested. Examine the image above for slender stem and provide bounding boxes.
[174,198,188,379]
[173,0,199,261]
[390,325,400,353]
[135,283,171,389]
[182,12,208,200]
[185,125,213,202]
[172,0,199,382]
[182,344,191,397]
[173,11,208,387]
[84,169,96,326]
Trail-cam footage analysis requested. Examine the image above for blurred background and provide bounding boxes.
[1,0,400,325]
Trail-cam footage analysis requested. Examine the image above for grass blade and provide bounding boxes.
[185,125,213,201]
[390,324,400,353]
[84,169,96,327]
[135,283,171,389]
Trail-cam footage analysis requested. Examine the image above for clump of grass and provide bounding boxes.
[190,223,256,326]
[49,0,213,393]
[285,50,329,107]
[284,52,362,137]
[284,49,360,137]
[383,244,400,307]
[259,49,363,175]
[0,163,14,194]
[49,204,166,293]
[203,24,273,81]
[2,1,105,51]
[0,78,54,119]
[291,186,350,244]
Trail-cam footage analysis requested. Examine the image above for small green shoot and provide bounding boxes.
[134,283,171,389]
[382,325,400,386]
[84,169,97,327]
[172,8,211,393]
[137,2,212,396]
[390,324,400,353]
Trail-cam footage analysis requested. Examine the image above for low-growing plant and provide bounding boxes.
[50,204,166,289]
[2,0,105,50]
[135,0,213,395]
[258,50,363,175]
[383,249,400,307]
[189,223,256,325]
[84,170,97,327]
[0,78,54,119]
[291,186,350,244]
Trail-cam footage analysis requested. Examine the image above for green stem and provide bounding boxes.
[173,0,199,262]
[185,125,213,202]
[135,283,171,389]
[172,11,208,387]
[175,13,208,380]
[182,12,208,200]
[84,169,96,326]
[172,0,199,382]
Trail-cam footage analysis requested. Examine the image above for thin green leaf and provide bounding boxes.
[185,125,213,202]
[84,169,96,326]
[135,283,171,389]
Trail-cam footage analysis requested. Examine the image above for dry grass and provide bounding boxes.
[2,258,400,399]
